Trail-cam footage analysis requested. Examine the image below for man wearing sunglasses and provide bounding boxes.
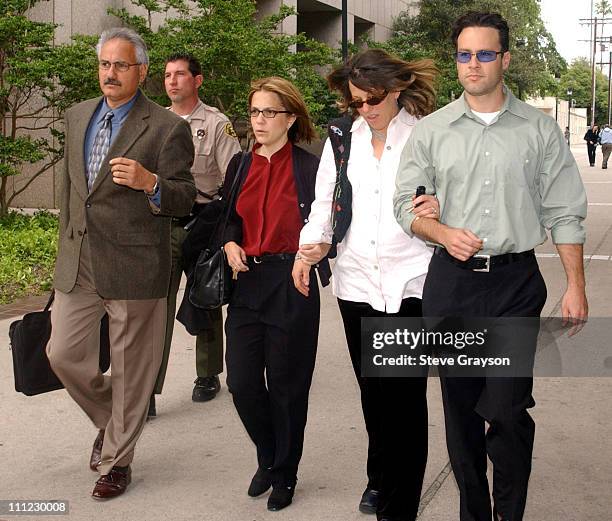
[394,11,587,521]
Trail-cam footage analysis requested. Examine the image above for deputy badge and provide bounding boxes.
[196,128,206,140]
[224,122,238,138]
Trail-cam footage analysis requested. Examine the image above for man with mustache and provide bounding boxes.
[394,11,587,521]
[46,27,195,499]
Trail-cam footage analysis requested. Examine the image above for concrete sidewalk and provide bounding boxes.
[1,144,611,520]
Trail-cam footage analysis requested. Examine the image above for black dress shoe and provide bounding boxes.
[147,395,156,418]
[359,487,380,514]
[89,430,104,472]
[267,484,295,511]
[192,376,221,402]
[91,465,131,500]
[247,467,272,497]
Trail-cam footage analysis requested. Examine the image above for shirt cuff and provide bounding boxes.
[299,229,333,246]
[551,222,586,244]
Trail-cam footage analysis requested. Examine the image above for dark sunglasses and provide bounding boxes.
[348,90,388,109]
[455,50,504,63]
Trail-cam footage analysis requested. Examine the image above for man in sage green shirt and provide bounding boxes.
[394,12,587,521]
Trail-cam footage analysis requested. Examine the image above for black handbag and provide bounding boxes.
[189,153,248,310]
[9,291,111,396]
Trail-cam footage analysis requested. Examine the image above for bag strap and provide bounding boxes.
[212,152,250,250]
[328,116,354,247]
[44,290,55,312]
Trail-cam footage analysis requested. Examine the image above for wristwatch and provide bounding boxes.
[144,174,159,196]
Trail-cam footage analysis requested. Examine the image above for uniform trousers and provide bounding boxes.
[337,297,428,521]
[154,221,224,394]
[225,257,319,486]
[47,234,166,475]
[422,252,547,521]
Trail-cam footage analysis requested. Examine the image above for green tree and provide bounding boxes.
[559,57,609,124]
[108,0,338,132]
[0,0,99,216]
[386,0,566,107]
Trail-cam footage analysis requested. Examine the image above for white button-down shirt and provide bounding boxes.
[300,109,433,313]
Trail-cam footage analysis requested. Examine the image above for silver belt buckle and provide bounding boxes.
[253,256,262,264]
[472,254,490,272]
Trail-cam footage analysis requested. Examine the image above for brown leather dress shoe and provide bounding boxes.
[91,466,131,500]
[89,430,104,472]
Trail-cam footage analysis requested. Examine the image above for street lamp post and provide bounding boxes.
[567,88,573,145]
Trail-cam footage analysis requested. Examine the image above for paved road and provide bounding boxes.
[1,144,610,520]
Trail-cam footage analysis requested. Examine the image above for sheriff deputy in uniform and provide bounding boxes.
[150,52,241,413]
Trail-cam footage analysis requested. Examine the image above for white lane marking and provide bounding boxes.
[588,202,612,206]
[536,253,611,261]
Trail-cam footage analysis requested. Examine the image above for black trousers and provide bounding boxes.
[338,297,428,521]
[422,253,547,521]
[225,258,319,486]
[587,143,597,165]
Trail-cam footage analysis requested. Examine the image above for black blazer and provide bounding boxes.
[223,144,331,287]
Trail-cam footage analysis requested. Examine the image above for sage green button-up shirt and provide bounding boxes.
[394,88,587,255]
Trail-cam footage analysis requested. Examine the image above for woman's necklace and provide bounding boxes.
[370,127,387,142]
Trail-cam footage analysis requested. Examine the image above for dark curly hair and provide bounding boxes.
[327,48,438,118]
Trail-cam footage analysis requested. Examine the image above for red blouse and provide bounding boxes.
[236,141,303,256]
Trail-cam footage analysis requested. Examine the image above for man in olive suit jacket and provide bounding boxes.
[46,27,195,500]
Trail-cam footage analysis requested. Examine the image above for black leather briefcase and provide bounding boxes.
[9,291,110,396]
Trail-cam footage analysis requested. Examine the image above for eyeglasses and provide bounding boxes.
[455,50,504,63]
[348,91,388,109]
[99,60,141,72]
[248,108,292,118]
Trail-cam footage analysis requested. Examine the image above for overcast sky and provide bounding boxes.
[539,0,596,65]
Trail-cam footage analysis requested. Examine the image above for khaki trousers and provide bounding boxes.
[602,143,612,168]
[47,235,166,475]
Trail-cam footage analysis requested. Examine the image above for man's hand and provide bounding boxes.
[292,260,311,297]
[298,243,331,265]
[411,194,440,220]
[110,157,157,192]
[440,227,483,261]
[224,241,249,273]
[556,243,588,336]
[560,286,588,337]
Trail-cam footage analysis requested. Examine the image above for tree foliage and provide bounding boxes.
[0,0,98,216]
[559,58,610,124]
[386,0,567,107]
[108,0,339,132]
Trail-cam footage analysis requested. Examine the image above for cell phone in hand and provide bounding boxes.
[414,185,426,207]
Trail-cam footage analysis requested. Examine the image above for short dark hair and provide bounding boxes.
[165,53,202,77]
[451,12,510,53]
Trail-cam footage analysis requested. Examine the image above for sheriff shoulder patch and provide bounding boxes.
[224,122,237,138]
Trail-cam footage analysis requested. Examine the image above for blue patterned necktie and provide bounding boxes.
[87,110,114,192]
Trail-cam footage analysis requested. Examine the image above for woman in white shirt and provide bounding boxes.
[293,49,439,521]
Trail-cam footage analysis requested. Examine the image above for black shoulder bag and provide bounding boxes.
[189,153,249,309]
[9,291,110,396]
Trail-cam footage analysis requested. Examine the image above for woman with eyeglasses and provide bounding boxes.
[222,76,331,512]
[294,49,439,521]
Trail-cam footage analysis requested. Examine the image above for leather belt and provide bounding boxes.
[434,247,535,272]
[247,253,296,264]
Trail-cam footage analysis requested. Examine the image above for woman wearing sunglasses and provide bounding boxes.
[222,76,331,512]
[293,49,439,521]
